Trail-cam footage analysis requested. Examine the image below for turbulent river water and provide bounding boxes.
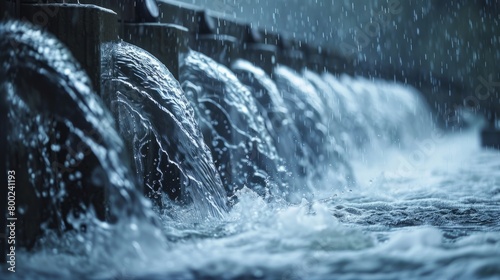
[11,131,500,280]
[2,21,500,280]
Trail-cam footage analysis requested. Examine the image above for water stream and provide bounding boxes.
[101,42,228,220]
[1,21,166,278]
[1,21,499,280]
[231,59,312,197]
[179,51,286,201]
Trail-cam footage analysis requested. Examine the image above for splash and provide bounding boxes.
[0,20,159,243]
[3,18,497,280]
[0,21,166,276]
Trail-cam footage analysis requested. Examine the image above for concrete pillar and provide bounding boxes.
[258,30,300,72]
[277,38,305,72]
[303,44,325,73]
[123,23,189,80]
[158,0,243,68]
[211,18,277,75]
[212,16,255,42]
[323,48,355,75]
[196,34,239,67]
[241,43,277,77]
[260,29,283,49]
[19,4,118,93]
[157,0,208,33]
[79,0,159,22]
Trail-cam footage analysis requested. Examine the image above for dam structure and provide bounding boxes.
[1,1,499,279]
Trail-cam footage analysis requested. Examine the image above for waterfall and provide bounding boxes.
[101,42,228,219]
[322,73,432,154]
[2,8,497,280]
[273,66,354,192]
[179,50,286,201]
[0,21,157,248]
[0,20,434,233]
[231,59,319,199]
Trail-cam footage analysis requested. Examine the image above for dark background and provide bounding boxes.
[177,0,500,125]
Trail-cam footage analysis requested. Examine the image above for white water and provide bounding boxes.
[11,131,500,280]
[2,21,499,280]
[9,66,499,279]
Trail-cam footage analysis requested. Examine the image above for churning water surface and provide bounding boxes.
[11,130,500,280]
[2,21,499,280]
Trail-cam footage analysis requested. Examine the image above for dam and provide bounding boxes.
[1,1,499,279]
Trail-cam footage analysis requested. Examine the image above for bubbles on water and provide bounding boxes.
[1,22,160,269]
[3,12,500,280]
